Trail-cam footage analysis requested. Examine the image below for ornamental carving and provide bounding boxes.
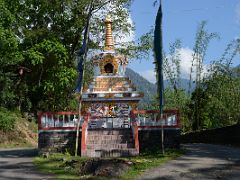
[99,55,118,75]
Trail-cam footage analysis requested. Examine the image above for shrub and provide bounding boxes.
[0,107,17,131]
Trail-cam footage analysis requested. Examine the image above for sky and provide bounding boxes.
[127,0,240,83]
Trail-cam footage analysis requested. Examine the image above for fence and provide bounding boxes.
[38,112,83,130]
[131,109,180,129]
[38,109,180,131]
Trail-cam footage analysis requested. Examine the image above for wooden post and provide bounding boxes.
[161,112,165,155]
[74,0,94,156]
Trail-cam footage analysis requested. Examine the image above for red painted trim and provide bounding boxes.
[81,114,89,156]
[138,125,179,129]
[130,111,137,125]
[39,127,78,131]
[132,109,178,114]
[133,122,139,153]
[176,111,181,128]
[38,112,42,130]
[89,115,129,119]
[41,111,79,116]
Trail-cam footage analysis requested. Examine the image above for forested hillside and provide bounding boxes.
[126,68,157,108]
[126,68,196,108]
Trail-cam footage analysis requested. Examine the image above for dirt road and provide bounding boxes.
[137,144,240,180]
[0,148,53,180]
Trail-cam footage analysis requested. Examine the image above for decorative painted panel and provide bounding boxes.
[88,103,131,117]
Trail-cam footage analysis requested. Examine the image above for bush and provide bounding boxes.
[0,107,17,131]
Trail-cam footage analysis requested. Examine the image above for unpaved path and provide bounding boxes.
[0,148,54,180]
[137,144,240,180]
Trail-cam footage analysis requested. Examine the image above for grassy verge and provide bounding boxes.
[0,142,35,149]
[0,117,38,149]
[34,149,185,180]
[119,149,185,180]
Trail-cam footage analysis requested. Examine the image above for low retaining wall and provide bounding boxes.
[138,128,180,151]
[38,130,81,155]
[180,124,240,147]
[38,128,180,155]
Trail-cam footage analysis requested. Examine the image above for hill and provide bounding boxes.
[0,109,37,148]
[126,68,194,108]
[126,68,157,108]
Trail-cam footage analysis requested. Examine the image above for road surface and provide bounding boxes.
[1,144,240,180]
[0,148,54,180]
[137,144,240,180]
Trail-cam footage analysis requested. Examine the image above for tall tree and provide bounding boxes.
[0,0,23,109]
[0,0,135,112]
[188,21,218,130]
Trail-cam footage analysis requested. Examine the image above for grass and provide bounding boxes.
[119,149,185,180]
[34,153,82,180]
[34,149,185,180]
[0,142,35,148]
[0,116,38,149]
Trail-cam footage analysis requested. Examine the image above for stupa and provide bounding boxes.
[81,15,144,128]
[37,16,180,158]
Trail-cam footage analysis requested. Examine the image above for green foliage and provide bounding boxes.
[0,1,23,109]
[24,39,78,111]
[117,30,154,59]
[148,22,239,132]
[164,39,182,91]
[0,107,17,131]
[204,69,240,126]
[189,21,219,92]
[0,0,137,112]
[185,22,219,131]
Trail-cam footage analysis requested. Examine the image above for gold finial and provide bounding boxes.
[104,15,114,51]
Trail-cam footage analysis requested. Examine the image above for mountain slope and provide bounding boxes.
[126,68,157,108]
[126,68,194,107]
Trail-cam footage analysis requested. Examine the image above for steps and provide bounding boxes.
[84,129,138,157]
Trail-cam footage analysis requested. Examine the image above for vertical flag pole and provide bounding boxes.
[154,0,165,155]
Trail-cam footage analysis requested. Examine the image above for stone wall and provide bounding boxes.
[180,124,240,147]
[83,129,138,157]
[138,129,180,152]
[38,128,180,155]
[38,131,81,155]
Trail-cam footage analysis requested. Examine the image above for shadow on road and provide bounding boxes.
[0,148,38,158]
[0,148,54,180]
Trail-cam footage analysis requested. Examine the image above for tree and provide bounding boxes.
[186,37,240,131]
[0,0,23,109]
[187,21,219,131]
[0,0,137,112]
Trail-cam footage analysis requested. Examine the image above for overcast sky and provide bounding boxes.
[128,0,240,83]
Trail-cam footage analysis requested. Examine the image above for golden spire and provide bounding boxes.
[104,15,114,51]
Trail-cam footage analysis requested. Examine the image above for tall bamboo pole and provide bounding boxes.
[75,1,93,156]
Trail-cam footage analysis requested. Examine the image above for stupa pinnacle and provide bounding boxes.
[104,15,114,51]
